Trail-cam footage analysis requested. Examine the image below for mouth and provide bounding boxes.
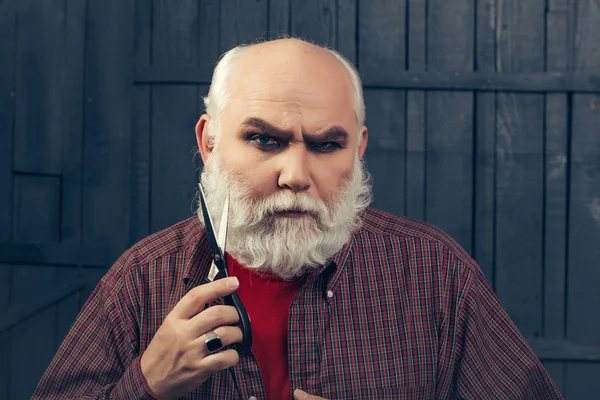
[273,210,315,219]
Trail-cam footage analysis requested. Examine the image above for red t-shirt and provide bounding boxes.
[226,254,304,400]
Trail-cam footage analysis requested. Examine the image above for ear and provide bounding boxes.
[195,114,212,164]
[357,125,368,159]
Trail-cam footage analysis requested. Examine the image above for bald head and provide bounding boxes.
[203,38,365,145]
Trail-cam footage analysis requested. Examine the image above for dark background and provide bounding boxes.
[1,0,599,398]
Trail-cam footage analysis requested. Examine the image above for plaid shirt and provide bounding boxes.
[34,208,562,399]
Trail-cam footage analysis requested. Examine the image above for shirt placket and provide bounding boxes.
[288,277,328,398]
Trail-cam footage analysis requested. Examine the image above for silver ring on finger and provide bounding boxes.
[204,330,224,353]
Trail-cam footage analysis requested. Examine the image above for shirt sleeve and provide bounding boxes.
[31,254,160,400]
[436,263,564,399]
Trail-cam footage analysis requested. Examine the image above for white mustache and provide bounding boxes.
[258,193,326,219]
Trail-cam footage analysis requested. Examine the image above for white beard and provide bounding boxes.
[197,149,372,280]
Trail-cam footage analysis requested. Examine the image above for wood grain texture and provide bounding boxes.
[364,88,406,217]
[268,0,290,37]
[358,0,406,83]
[425,0,474,253]
[473,0,497,284]
[565,3,600,394]
[198,0,221,78]
[131,0,152,244]
[149,0,204,234]
[151,85,200,233]
[13,174,61,242]
[542,0,572,392]
[134,65,600,92]
[13,0,65,175]
[494,0,545,337]
[0,10,16,243]
[153,0,198,65]
[336,0,357,65]
[220,0,268,51]
[9,266,58,399]
[290,0,337,46]
[405,0,427,221]
[131,86,152,244]
[0,264,8,399]
[83,0,133,255]
[61,0,87,244]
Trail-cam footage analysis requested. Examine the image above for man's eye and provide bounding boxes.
[250,134,281,148]
[309,142,342,153]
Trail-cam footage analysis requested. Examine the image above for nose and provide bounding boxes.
[277,147,311,192]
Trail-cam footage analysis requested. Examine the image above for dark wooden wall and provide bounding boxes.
[1,0,599,398]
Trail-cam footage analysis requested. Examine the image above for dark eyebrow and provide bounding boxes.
[241,117,294,139]
[241,117,349,142]
[304,127,349,143]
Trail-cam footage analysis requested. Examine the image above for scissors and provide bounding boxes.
[198,183,253,353]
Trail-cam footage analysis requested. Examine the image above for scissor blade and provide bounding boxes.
[198,183,226,275]
[208,193,229,281]
[217,193,229,252]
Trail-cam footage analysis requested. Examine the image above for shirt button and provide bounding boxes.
[327,290,334,298]
[248,397,258,400]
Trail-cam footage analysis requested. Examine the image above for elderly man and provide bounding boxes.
[34,38,562,399]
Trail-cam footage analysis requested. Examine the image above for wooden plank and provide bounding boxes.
[425,0,474,253]
[290,0,336,46]
[134,0,151,65]
[473,0,497,283]
[565,2,600,394]
[405,0,427,221]
[0,264,8,399]
[13,174,61,242]
[9,265,57,399]
[151,1,202,233]
[151,85,200,232]
[494,0,545,337]
[336,0,357,65]
[130,0,152,245]
[220,0,268,51]
[363,89,406,216]
[130,85,151,244]
[268,0,290,38]
[153,0,198,65]
[83,0,134,256]
[60,0,87,244]
[543,5,570,391]
[527,338,600,362]
[13,0,65,175]
[133,66,600,92]
[1,270,92,333]
[0,329,8,400]
[0,10,16,243]
[198,0,221,78]
[0,243,111,266]
[358,0,406,83]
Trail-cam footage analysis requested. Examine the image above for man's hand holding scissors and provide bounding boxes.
[140,277,242,400]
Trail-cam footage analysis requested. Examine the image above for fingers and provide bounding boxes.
[195,325,243,357]
[171,277,239,319]
[293,389,328,400]
[198,349,240,376]
[189,305,240,335]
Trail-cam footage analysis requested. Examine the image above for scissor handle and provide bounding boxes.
[224,291,253,354]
